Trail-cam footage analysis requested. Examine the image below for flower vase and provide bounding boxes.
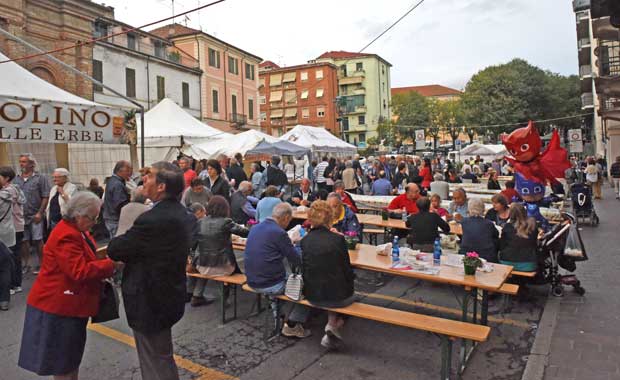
[464,264,477,275]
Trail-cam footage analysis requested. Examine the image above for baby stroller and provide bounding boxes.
[570,182,599,226]
[536,212,587,297]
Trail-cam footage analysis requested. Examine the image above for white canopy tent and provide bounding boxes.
[280,125,357,156]
[183,129,279,159]
[136,98,230,165]
[456,143,507,163]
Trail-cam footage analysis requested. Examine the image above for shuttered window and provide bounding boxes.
[125,68,136,98]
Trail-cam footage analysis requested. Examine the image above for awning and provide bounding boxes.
[269,91,283,102]
[283,72,296,82]
[300,90,309,99]
[284,90,296,103]
[316,88,324,98]
[339,76,364,85]
[245,139,310,157]
[259,78,265,88]
[284,108,297,117]
[270,109,284,118]
[270,73,282,86]
[301,108,310,118]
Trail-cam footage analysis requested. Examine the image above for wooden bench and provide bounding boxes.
[242,284,490,379]
[362,228,385,245]
[511,270,536,278]
[186,273,248,324]
[495,283,519,296]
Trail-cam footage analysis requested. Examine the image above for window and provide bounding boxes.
[92,59,103,92]
[212,89,219,113]
[302,108,310,119]
[248,98,254,120]
[182,82,190,108]
[300,90,309,100]
[300,71,308,81]
[125,68,136,98]
[284,90,296,104]
[359,133,366,143]
[342,117,349,131]
[315,88,324,98]
[356,62,363,71]
[383,99,387,109]
[315,69,323,79]
[259,96,266,105]
[154,41,166,58]
[358,115,365,125]
[228,56,239,75]
[382,65,385,74]
[317,106,325,118]
[208,48,221,68]
[382,82,385,91]
[260,111,267,121]
[94,21,108,38]
[259,78,265,88]
[127,33,136,50]
[156,76,165,101]
[245,63,255,80]
[340,64,347,76]
[231,94,237,115]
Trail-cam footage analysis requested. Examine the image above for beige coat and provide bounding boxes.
[341,168,358,190]
[46,182,77,222]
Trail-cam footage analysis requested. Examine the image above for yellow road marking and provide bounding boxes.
[87,323,237,380]
[356,291,532,329]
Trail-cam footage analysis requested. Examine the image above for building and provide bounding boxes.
[150,24,262,132]
[258,61,339,137]
[391,84,462,101]
[314,51,392,148]
[92,18,202,117]
[587,0,620,163]
[573,0,606,156]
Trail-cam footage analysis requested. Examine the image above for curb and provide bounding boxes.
[521,295,561,380]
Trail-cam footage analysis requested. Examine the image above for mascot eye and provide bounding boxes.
[534,186,542,193]
[510,149,517,155]
[521,188,530,195]
[520,144,530,152]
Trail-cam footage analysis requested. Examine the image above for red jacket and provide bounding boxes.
[388,193,419,215]
[419,167,432,189]
[27,220,115,318]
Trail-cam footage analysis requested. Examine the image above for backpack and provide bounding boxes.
[266,166,288,187]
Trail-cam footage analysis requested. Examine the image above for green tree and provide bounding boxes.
[429,99,465,150]
[392,91,430,145]
[543,73,581,134]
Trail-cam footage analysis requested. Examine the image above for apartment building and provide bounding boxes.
[258,61,339,136]
[151,24,262,132]
[315,51,392,148]
[92,18,202,117]
[587,0,620,163]
[391,84,462,101]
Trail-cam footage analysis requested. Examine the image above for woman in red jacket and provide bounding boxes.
[419,158,433,190]
[18,192,117,380]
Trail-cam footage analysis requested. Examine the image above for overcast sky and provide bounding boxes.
[96,0,579,90]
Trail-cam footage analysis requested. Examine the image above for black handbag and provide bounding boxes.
[92,279,119,323]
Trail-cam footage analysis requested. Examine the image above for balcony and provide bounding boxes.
[580,64,593,77]
[601,97,620,112]
[578,38,591,49]
[573,0,590,12]
[353,87,366,95]
[601,55,620,77]
[229,113,247,127]
[581,92,594,108]
[343,105,367,115]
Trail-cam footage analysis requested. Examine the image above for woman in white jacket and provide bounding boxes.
[46,168,77,231]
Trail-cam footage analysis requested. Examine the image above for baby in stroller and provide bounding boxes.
[570,182,600,226]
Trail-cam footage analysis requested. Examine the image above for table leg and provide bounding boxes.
[481,290,489,326]
[460,288,471,372]
[472,289,478,325]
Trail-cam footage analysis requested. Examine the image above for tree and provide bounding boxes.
[392,91,430,145]
[429,99,465,150]
[376,120,398,147]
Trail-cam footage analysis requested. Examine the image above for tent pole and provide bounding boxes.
[141,111,145,167]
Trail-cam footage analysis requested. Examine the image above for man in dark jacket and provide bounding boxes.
[225,157,247,190]
[265,155,289,194]
[108,161,196,380]
[230,181,257,224]
[102,160,132,236]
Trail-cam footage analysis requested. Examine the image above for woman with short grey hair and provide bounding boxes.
[19,191,118,380]
[458,198,499,262]
[47,168,78,232]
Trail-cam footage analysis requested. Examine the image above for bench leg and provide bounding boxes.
[233,284,238,320]
[440,336,453,380]
[220,283,226,325]
[263,297,282,341]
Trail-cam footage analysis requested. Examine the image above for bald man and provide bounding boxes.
[387,183,421,215]
[289,178,316,207]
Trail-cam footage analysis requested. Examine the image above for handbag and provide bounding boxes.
[92,279,119,323]
[284,270,304,301]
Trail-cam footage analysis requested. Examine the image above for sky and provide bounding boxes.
[94,0,579,90]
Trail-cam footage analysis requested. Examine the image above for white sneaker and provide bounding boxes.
[320,334,343,350]
[325,323,343,340]
[13,286,22,293]
[10,289,15,295]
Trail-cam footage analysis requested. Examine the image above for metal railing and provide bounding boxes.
[581,92,594,108]
[229,113,247,125]
[578,38,591,49]
[601,56,620,77]
[601,97,620,112]
[579,64,592,77]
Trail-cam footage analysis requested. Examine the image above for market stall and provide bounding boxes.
[183,129,278,159]
[280,125,357,157]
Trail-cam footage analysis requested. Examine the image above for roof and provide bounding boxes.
[149,23,262,62]
[316,50,392,66]
[391,85,463,97]
[258,61,337,75]
[259,60,280,69]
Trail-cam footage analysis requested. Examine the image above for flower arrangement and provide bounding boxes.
[381,208,389,220]
[344,231,359,249]
[463,252,482,275]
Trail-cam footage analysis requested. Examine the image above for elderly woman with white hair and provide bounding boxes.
[46,168,77,232]
[19,192,119,380]
[458,198,499,262]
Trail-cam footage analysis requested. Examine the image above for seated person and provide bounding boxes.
[301,200,356,350]
[327,193,362,237]
[405,197,451,251]
[230,181,257,225]
[181,177,212,208]
[485,194,510,227]
[447,188,469,222]
[500,180,521,204]
[244,203,310,338]
[429,193,449,218]
[461,168,479,183]
[391,161,409,191]
[487,170,501,190]
[429,173,449,200]
[189,202,206,220]
[499,203,538,272]
[387,183,421,215]
[459,198,499,263]
[256,186,282,222]
[371,171,392,195]
[333,180,358,213]
[446,169,462,184]
[189,196,248,307]
[289,178,316,207]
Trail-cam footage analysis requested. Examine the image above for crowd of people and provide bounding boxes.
[0,148,613,380]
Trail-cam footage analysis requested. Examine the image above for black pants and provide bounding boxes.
[10,232,23,288]
[0,245,12,303]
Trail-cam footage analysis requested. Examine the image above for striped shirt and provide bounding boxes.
[314,161,329,183]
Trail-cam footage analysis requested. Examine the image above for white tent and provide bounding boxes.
[184,129,279,159]
[458,143,506,162]
[280,125,357,156]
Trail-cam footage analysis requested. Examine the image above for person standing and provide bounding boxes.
[107,162,196,380]
[0,167,26,295]
[585,157,602,199]
[250,163,264,198]
[102,160,132,237]
[226,157,248,190]
[181,178,212,208]
[201,159,231,203]
[13,154,50,275]
[178,157,197,189]
[46,168,77,233]
[116,187,150,236]
[610,156,620,199]
[341,161,358,193]
[314,156,329,191]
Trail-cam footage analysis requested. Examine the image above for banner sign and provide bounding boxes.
[0,97,127,144]
[415,129,425,150]
[568,128,583,153]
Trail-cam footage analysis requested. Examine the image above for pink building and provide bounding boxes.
[151,24,262,132]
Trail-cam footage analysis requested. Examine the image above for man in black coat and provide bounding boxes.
[108,161,196,380]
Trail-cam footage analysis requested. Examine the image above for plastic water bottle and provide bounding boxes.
[398,183,403,193]
[401,207,407,222]
[433,238,442,266]
[391,236,400,264]
[299,227,306,238]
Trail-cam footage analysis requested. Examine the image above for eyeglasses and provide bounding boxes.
[83,214,98,222]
